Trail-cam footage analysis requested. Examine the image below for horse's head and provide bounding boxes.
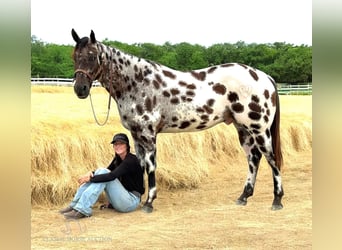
[71,29,100,99]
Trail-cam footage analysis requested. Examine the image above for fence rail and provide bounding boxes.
[31,78,311,95]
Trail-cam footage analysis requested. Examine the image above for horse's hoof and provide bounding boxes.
[236,199,247,206]
[271,204,283,210]
[142,204,153,213]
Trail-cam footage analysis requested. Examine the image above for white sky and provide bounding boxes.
[31,0,312,47]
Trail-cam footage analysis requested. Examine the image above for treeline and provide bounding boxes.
[31,36,311,84]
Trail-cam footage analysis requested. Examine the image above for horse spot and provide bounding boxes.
[170,97,180,105]
[143,115,150,121]
[162,70,176,79]
[196,107,205,113]
[249,137,254,145]
[248,112,261,120]
[207,66,217,73]
[212,83,227,95]
[187,84,196,90]
[179,81,187,87]
[134,65,138,72]
[148,124,154,133]
[203,105,214,114]
[190,119,196,123]
[186,98,193,102]
[264,89,270,99]
[186,91,195,97]
[145,98,153,112]
[155,74,162,83]
[136,104,144,115]
[144,68,152,76]
[143,78,151,86]
[196,124,207,129]
[135,71,144,82]
[232,103,244,113]
[213,115,219,120]
[179,121,191,129]
[115,90,122,99]
[201,115,209,121]
[207,99,215,107]
[238,63,248,69]
[249,69,259,81]
[251,95,260,103]
[263,115,269,123]
[162,90,170,98]
[266,129,270,138]
[116,51,121,56]
[172,116,179,122]
[170,88,180,95]
[118,58,124,64]
[228,91,239,103]
[191,71,206,81]
[248,102,262,113]
[266,109,270,116]
[251,123,261,129]
[256,136,265,145]
[208,81,214,86]
[153,80,160,90]
[221,63,235,68]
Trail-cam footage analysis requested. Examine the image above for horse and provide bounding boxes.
[71,29,284,212]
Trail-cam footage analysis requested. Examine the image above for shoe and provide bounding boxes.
[63,209,89,219]
[59,206,74,214]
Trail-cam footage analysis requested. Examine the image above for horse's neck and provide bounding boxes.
[99,43,162,98]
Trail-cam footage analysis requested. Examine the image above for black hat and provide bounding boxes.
[110,133,129,145]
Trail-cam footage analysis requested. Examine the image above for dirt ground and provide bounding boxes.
[31,149,311,249]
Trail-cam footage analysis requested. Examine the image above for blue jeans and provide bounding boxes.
[69,168,140,216]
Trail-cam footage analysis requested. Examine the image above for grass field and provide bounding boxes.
[31,86,312,249]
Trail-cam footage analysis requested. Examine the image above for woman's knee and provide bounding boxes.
[94,168,110,175]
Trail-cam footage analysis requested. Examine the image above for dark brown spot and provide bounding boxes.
[248,102,262,113]
[179,121,191,129]
[145,98,152,112]
[162,70,176,79]
[155,74,162,83]
[191,71,206,81]
[201,115,209,121]
[187,84,196,90]
[263,115,269,123]
[249,69,259,81]
[207,66,217,73]
[203,105,214,114]
[251,95,260,103]
[196,125,207,129]
[153,80,160,90]
[264,89,270,99]
[256,136,265,145]
[207,99,215,107]
[196,108,205,113]
[228,91,239,103]
[186,91,195,97]
[170,97,180,104]
[221,63,235,67]
[136,105,144,115]
[143,115,149,121]
[248,112,261,120]
[212,83,227,95]
[179,81,187,87]
[172,116,179,122]
[238,63,248,69]
[251,123,261,129]
[162,90,170,97]
[135,70,144,82]
[170,88,180,95]
[232,103,244,113]
[134,65,138,72]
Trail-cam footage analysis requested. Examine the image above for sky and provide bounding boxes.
[31,0,312,47]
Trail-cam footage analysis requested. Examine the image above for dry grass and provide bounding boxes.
[31,86,312,249]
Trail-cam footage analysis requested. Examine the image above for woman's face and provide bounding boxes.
[113,141,127,155]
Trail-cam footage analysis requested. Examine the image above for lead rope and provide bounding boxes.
[89,54,114,126]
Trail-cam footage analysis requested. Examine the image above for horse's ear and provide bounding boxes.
[71,29,80,44]
[90,30,96,44]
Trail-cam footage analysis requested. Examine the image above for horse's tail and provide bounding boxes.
[271,89,283,170]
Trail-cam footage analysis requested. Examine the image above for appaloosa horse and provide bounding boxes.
[71,29,284,212]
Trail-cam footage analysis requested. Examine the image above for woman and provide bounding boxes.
[60,133,145,219]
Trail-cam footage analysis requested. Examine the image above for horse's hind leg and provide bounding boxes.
[235,126,262,206]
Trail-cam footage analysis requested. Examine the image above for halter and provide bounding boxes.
[74,59,114,126]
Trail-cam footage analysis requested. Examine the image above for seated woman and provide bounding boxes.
[59,133,145,219]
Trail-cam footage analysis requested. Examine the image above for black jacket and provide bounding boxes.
[90,153,145,195]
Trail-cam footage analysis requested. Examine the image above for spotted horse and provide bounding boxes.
[71,29,284,212]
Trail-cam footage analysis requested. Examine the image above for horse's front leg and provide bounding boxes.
[133,137,157,213]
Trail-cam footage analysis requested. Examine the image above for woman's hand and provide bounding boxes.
[77,171,93,185]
